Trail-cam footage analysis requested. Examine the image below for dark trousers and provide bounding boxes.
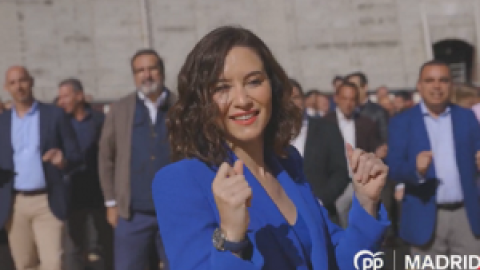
[64,208,113,270]
[0,229,14,270]
[114,212,169,270]
[381,180,397,237]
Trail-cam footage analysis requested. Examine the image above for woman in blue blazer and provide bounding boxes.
[152,26,390,270]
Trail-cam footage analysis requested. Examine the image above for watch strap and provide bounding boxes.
[223,237,249,253]
[213,228,249,253]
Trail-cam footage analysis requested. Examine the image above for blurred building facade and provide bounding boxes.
[0,0,479,101]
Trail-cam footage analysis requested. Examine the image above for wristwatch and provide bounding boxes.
[212,228,249,252]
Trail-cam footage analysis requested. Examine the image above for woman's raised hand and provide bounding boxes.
[346,143,388,217]
[212,160,252,242]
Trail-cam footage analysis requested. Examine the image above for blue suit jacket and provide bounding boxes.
[0,103,82,228]
[386,104,480,245]
[152,146,390,270]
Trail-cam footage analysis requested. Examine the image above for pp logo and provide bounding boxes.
[354,250,384,270]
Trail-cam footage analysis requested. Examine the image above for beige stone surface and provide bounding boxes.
[0,0,478,101]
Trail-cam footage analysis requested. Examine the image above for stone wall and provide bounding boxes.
[0,0,479,101]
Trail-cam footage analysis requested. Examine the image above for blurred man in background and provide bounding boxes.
[0,66,81,270]
[325,82,381,227]
[346,72,389,143]
[451,84,478,109]
[378,96,395,117]
[393,90,414,113]
[290,79,350,225]
[332,75,343,91]
[57,78,112,270]
[99,49,176,270]
[387,60,480,256]
[304,90,330,118]
[376,86,389,102]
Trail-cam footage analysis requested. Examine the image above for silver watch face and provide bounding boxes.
[212,228,225,251]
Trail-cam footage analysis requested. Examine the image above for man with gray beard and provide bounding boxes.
[99,49,176,270]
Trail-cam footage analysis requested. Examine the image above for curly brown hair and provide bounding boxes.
[168,26,302,166]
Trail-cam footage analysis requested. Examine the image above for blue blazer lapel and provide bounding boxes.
[450,106,467,184]
[38,103,50,152]
[0,111,14,170]
[271,156,329,270]
[227,151,310,270]
[242,164,308,269]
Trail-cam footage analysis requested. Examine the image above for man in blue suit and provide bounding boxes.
[386,60,480,255]
[0,66,81,270]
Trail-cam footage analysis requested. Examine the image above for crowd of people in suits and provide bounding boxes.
[0,27,479,270]
[289,63,480,259]
[0,49,173,270]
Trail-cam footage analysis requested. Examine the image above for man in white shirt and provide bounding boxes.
[324,82,381,227]
[99,49,176,270]
[290,79,351,224]
[290,82,308,157]
[387,60,480,256]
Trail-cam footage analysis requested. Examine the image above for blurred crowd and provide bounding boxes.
[0,47,479,270]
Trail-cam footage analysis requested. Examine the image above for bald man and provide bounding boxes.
[0,66,81,270]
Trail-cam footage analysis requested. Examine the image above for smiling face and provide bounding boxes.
[417,64,452,113]
[213,46,272,146]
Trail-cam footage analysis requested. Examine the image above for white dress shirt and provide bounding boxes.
[137,90,168,124]
[291,116,309,157]
[420,102,463,203]
[397,103,465,201]
[104,90,168,208]
[336,108,356,178]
